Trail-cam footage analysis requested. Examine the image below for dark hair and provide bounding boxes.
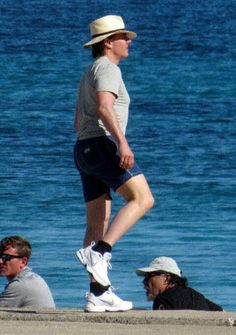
[92,40,105,58]
[0,236,32,259]
[168,273,188,287]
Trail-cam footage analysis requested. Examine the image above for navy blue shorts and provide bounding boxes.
[74,136,142,202]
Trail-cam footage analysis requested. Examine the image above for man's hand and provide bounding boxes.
[96,91,135,170]
[118,142,134,170]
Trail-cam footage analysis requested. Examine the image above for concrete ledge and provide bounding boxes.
[0,307,235,327]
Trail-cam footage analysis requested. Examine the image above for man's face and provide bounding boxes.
[105,33,132,61]
[143,273,169,301]
[0,246,27,281]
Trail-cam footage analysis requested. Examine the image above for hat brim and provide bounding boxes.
[136,267,182,277]
[84,30,137,48]
[136,267,156,276]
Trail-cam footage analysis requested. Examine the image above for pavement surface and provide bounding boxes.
[0,308,235,335]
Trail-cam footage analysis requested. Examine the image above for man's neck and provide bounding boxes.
[104,52,120,65]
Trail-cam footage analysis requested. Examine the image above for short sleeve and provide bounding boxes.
[95,62,121,97]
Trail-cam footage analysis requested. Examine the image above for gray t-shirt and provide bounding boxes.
[0,266,55,308]
[76,56,130,140]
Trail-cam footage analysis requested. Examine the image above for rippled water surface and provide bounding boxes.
[1,0,235,310]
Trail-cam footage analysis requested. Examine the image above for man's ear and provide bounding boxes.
[104,38,112,49]
[163,273,171,284]
[21,257,28,268]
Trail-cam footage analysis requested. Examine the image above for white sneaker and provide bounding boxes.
[84,288,133,312]
[76,242,112,286]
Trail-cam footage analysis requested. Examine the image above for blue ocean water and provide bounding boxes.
[1,0,235,310]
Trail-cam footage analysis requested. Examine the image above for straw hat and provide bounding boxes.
[84,15,137,48]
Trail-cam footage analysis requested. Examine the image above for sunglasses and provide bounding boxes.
[144,272,166,281]
[0,253,23,262]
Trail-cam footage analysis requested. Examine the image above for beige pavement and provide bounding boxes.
[0,308,235,335]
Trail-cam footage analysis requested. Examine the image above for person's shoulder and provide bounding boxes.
[163,286,190,299]
[177,286,209,302]
[171,286,197,295]
[4,270,31,294]
[165,286,184,294]
[186,287,205,297]
[94,56,120,75]
[95,56,116,66]
[15,267,42,283]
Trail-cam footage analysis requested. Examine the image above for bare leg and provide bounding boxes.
[102,174,154,246]
[84,193,111,247]
[80,176,153,287]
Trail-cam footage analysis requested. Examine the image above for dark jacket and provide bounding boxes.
[153,286,223,311]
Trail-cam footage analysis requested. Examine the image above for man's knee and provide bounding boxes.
[141,193,155,212]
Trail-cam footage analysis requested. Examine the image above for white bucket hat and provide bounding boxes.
[136,256,182,277]
[84,15,137,48]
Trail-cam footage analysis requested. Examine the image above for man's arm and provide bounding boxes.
[0,281,23,307]
[96,91,134,170]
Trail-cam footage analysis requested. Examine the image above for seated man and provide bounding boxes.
[0,236,55,308]
[136,256,223,311]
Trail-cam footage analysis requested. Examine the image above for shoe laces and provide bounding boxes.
[103,252,112,270]
[107,286,115,293]
[90,241,112,269]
